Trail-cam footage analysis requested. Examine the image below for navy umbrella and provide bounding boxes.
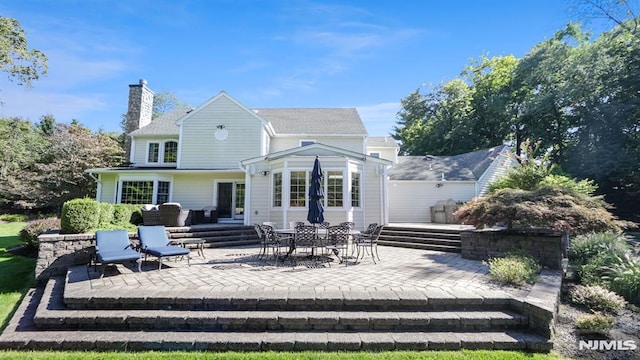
[307,156,325,224]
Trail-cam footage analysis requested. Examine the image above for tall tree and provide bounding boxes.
[0,117,46,207]
[152,91,189,119]
[30,122,125,209]
[0,16,47,91]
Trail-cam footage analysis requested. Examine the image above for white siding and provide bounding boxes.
[476,153,518,196]
[270,136,364,153]
[179,96,263,169]
[366,146,398,163]
[130,136,179,166]
[388,181,476,222]
[98,174,117,203]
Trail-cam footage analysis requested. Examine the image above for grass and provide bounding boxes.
[0,350,563,360]
[0,222,35,332]
[0,222,565,359]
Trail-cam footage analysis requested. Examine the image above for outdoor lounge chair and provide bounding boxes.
[94,230,142,278]
[137,225,190,270]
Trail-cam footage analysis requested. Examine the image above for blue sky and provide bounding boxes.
[0,0,585,136]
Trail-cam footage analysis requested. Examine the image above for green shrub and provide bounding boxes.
[112,204,143,226]
[60,198,100,234]
[569,232,632,285]
[602,253,640,305]
[575,313,615,332]
[569,285,626,313]
[0,214,28,222]
[484,252,542,286]
[19,218,61,250]
[129,205,143,225]
[97,203,114,228]
[568,232,630,268]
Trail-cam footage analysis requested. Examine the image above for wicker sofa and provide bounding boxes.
[158,203,190,227]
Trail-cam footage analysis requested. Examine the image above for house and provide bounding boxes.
[387,145,517,223]
[86,80,516,228]
[86,80,393,229]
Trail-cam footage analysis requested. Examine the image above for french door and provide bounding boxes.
[217,182,245,221]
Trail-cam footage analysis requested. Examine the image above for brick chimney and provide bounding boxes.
[124,79,154,163]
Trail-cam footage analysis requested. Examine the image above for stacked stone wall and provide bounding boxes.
[460,229,566,269]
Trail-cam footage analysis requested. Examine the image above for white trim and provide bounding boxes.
[116,174,174,204]
[146,141,160,164]
[177,124,184,168]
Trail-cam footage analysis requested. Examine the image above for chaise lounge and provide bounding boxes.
[137,225,191,270]
[94,230,142,278]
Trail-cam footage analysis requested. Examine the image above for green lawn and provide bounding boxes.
[0,222,564,360]
[0,222,34,332]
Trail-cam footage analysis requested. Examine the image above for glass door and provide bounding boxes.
[217,182,245,221]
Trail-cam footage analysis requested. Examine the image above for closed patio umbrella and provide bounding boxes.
[307,156,324,224]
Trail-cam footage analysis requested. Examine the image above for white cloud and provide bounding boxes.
[357,102,400,136]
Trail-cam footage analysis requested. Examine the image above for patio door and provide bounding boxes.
[217,182,245,221]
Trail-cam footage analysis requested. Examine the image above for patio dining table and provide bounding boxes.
[275,228,360,257]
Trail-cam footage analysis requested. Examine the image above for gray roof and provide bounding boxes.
[254,108,367,136]
[388,145,509,181]
[129,107,367,137]
[366,136,399,148]
[129,107,192,136]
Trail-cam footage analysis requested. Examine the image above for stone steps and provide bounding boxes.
[167,225,260,248]
[36,278,527,332]
[0,283,551,352]
[378,226,463,253]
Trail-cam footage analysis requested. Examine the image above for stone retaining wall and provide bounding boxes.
[460,228,567,269]
[36,232,139,285]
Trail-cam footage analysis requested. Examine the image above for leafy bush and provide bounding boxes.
[602,253,640,305]
[19,218,61,250]
[0,214,28,222]
[568,232,631,268]
[60,198,99,234]
[568,232,633,287]
[97,202,114,228]
[484,252,542,286]
[575,313,615,332]
[454,187,622,235]
[569,285,626,313]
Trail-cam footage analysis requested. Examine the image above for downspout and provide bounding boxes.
[240,163,252,226]
[86,172,101,201]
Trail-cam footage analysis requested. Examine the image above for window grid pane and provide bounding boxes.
[121,181,153,204]
[148,143,159,163]
[273,173,282,207]
[157,181,170,204]
[290,171,306,207]
[327,171,343,207]
[351,172,360,207]
[163,141,178,163]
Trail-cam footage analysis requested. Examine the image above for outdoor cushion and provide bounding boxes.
[137,225,190,270]
[95,230,141,277]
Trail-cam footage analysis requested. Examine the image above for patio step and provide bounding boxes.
[36,277,527,332]
[0,279,552,352]
[378,226,463,253]
[167,225,259,248]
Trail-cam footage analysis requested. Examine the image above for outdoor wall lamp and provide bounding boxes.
[261,170,269,176]
[436,183,443,188]
[216,124,225,129]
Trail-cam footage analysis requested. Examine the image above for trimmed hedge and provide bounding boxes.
[60,198,100,234]
[97,203,115,227]
[60,199,143,234]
